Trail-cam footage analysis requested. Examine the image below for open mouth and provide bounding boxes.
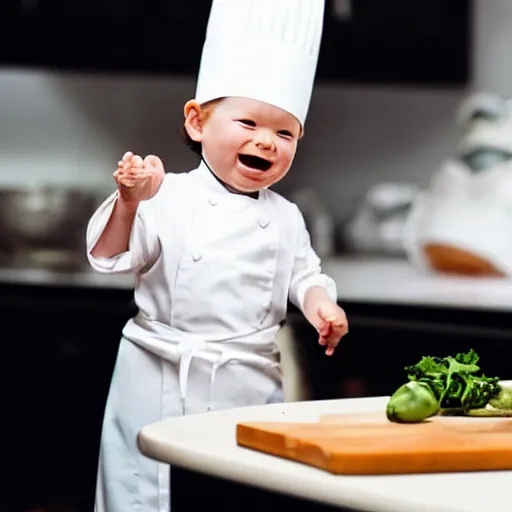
[238,154,273,171]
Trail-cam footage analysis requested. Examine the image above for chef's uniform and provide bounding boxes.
[87,1,330,510]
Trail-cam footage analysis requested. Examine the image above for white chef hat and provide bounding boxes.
[194,0,325,127]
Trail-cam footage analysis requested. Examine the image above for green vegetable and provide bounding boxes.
[489,381,512,409]
[465,381,512,417]
[386,349,504,423]
[386,381,440,423]
[404,348,501,411]
[465,408,512,417]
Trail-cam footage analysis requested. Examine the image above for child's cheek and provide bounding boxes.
[281,143,296,165]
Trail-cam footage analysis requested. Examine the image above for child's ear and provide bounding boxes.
[184,100,204,142]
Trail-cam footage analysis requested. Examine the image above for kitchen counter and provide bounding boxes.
[138,396,511,512]
[0,265,135,289]
[2,256,512,311]
[323,257,512,312]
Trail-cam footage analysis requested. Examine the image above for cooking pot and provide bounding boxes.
[0,187,98,265]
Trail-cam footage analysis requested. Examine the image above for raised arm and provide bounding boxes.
[86,152,165,274]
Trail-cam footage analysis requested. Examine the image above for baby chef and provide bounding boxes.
[86,0,348,511]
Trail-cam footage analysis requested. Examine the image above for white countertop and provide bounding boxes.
[1,256,512,311]
[138,396,511,512]
[323,257,512,312]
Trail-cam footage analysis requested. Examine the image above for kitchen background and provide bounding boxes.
[3,0,507,218]
[6,1,512,511]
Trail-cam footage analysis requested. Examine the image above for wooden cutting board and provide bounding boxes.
[236,411,512,475]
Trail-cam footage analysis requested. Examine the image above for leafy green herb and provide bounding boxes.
[386,349,504,423]
[404,348,501,411]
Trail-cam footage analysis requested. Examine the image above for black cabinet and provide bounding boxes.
[0,0,211,75]
[319,0,472,85]
[6,283,136,512]
[0,0,471,86]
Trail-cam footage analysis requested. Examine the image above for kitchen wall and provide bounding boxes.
[0,0,511,224]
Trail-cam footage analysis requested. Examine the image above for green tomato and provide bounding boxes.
[386,381,440,423]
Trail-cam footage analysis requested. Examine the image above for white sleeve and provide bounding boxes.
[85,191,160,274]
[288,205,337,311]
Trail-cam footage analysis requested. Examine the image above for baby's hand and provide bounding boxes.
[316,302,348,356]
[113,151,165,207]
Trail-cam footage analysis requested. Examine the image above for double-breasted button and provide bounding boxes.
[192,251,203,262]
[209,197,218,206]
[258,216,271,228]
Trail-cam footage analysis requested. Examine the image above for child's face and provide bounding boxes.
[185,96,302,193]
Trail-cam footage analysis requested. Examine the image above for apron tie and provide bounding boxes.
[177,346,193,415]
[206,353,241,412]
[177,347,279,414]
[130,313,281,414]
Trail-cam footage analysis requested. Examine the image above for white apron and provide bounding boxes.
[86,162,336,512]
